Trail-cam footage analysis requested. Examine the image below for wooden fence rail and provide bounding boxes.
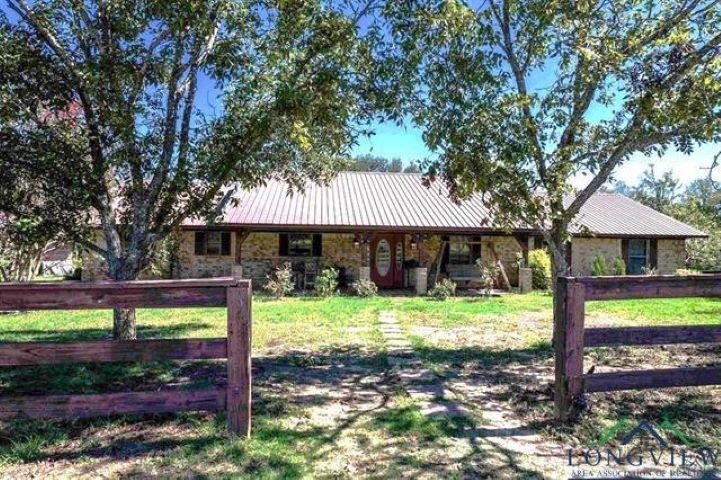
[554,274,721,423]
[0,277,252,437]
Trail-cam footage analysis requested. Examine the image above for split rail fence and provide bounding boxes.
[0,278,252,436]
[555,274,721,422]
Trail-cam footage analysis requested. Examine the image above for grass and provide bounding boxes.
[2,292,721,477]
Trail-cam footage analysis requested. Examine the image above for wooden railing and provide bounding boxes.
[554,274,721,423]
[0,278,252,437]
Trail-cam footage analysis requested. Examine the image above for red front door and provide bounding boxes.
[371,234,404,287]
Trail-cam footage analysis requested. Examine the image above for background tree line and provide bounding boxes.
[610,165,721,271]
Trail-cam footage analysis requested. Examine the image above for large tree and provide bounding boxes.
[0,0,378,338]
[381,0,721,288]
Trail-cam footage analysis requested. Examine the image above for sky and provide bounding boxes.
[352,119,720,191]
[351,119,721,189]
[6,3,718,191]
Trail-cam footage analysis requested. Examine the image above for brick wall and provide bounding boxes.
[82,249,109,280]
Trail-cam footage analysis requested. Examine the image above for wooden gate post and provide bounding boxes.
[226,279,252,437]
[554,277,586,423]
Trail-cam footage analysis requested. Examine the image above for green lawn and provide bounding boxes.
[1,293,721,477]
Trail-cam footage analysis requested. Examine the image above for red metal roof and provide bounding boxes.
[184,172,706,237]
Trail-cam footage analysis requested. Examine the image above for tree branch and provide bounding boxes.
[489,0,547,184]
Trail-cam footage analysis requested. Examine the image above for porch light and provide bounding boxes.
[354,232,361,247]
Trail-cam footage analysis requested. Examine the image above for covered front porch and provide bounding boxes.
[178,228,533,294]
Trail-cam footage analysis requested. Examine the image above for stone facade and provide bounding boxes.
[177,230,237,279]
[657,239,686,274]
[82,249,109,280]
[481,235,522,286]
[570,238,621,276]
[177,231,365,287]
[81,229,690,285]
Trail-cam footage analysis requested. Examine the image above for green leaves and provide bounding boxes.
[381,0,721,224]
[1,0,379,278]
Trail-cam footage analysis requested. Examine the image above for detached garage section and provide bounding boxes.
[83,172,706,290]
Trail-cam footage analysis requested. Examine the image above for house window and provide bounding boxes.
[289,234,313,256]
[447,236,481,265]
[194,231,231,256]
[627,239,648,274]
[279,233,322,257]
[449,242,472,265]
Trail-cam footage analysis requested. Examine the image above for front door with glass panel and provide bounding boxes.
[371,234,404,287]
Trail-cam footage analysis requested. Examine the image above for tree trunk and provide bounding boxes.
[108,256,141,340]
[113,308,137,340]
[549,221,570,349]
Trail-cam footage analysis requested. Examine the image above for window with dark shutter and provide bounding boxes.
[650,239,658,269]
[194,231,231,256]
[280,233,317,257]
[195,232,205,255]
[279,234,289,256]
[221,232,231,256]
[312,234,322,257]
[471,236,482,262]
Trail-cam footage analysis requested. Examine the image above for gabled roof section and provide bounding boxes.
[184,172,706,238]
[569,193,706,238]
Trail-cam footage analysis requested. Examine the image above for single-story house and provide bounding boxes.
[82,172,706,291]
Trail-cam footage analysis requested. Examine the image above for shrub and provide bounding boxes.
[641,266,657,276]
[676,268,700,276]
[590,255,608,276]
[350,279,378,297]
[479,264,500,296]
[264,263,294,298]
[612,257,626,276]
[315,267,339,297]
[429,278,456,300]
[527,249,551,290]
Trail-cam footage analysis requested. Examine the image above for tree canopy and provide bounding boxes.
[380,0,721,279]
[0,0,379,337]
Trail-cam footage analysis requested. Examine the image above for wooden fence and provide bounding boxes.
[554,274,721,423]
[0,277,252,437]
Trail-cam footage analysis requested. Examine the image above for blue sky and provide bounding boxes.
[6,4,716,191]
[353,119,720,189]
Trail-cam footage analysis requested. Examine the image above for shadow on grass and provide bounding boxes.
[413,340,554,368]
[0,322,215,343]
[0,344,560,478]
[7,342,718,477]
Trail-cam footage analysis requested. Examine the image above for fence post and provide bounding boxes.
[554,277,586,423]
[226,277,252,437]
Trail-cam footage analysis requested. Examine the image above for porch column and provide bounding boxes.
[413,267,428,295]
